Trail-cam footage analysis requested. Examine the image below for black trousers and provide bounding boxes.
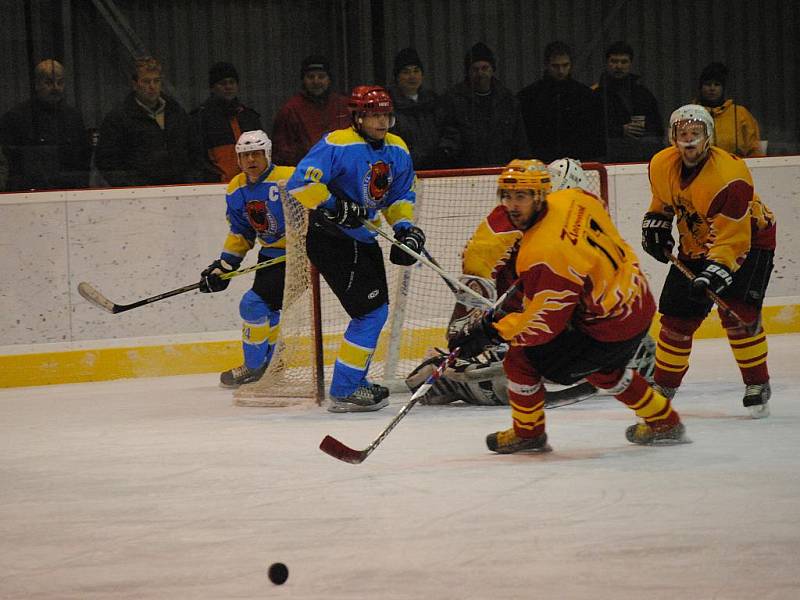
[306,211,389,319]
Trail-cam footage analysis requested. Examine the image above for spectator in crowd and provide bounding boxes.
[387,47,449,170]
[592,41,664,163]
[517,41,604,163]
[695,62,763,157]
[191,62,263,182]
[439,42,528,167]
[271,55,350,166]
[0,59,90,191]
[95,56,209,187]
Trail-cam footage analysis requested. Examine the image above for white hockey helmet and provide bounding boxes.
[669,104,715,147]
[235,129,272,162]
[548,158,588,192]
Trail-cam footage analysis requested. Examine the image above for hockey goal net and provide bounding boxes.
[234,163,609,406]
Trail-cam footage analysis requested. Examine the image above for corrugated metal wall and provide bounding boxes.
[2,0,798,151]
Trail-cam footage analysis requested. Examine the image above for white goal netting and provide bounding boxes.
[235,164,608,406]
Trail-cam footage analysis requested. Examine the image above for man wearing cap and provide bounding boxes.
[271,55,350,166]
[439,42,528,167]
[387,47,449,170]
[191,62,263,182]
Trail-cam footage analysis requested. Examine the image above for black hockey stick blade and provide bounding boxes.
[319,435,368,464]
[544,381,598,408]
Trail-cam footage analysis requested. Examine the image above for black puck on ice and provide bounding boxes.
[268,562,289,585]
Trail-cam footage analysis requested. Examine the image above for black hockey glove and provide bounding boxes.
[322,195,368,228]
[448,312,503,360]
[641,212,675,263]
[199,259,235,293]
[690,260,733,302]
[389,226,426,266]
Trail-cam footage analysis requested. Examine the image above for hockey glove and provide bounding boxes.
[322,194,368,229]
[389,226,426,266]
[199,259,235,293]
[690,260,734,302]
[641,212,675,263]
[448,312,503,360]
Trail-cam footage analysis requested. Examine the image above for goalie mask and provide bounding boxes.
[548,158,588,192]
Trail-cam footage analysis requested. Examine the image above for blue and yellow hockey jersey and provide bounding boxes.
[219,164,295,267]
[285,127,417,243]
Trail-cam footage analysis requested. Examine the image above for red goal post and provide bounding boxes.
[233,163,608,406]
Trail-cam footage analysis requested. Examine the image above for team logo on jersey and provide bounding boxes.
[246,199,278,235]
[362,161,392,206]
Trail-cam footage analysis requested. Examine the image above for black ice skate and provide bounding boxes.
[220,363,267,388]
[625,420,689,445]
[328,385,390,413]
[743,382,771,419]
[486,429,552,454]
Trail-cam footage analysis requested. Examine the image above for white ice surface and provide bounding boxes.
[1,335,799,600]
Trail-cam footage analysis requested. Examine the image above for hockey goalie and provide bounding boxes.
[405,159,655,407]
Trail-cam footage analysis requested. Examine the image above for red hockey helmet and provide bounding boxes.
[348,85,395,128]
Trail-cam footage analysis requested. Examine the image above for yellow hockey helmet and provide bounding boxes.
[497,159,551,193]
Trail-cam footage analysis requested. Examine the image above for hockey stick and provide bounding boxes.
[320,348,461,464]
[545,381,598,408]
[359,218,494,308]
[78,256,286,314]
[320,282,522,464]
[665,253,751,328]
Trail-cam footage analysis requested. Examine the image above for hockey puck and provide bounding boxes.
[268,562,289,585]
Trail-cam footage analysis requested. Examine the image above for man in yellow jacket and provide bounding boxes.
[696,62,762,157]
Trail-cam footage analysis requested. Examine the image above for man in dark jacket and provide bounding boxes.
[191,62,263,182]
[592,41,664,163]
[95,56,208,187]
[0,59,90,191]
[518,41,604,163]
[387,48,448,170]
[439,42,529,168]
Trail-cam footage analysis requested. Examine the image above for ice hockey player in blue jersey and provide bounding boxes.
[286,85,425,413]
[198,130,295,388]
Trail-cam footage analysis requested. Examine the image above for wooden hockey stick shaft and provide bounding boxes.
[319,281,522,464]
[359,218,494,308]
[665,253,749,326]
[78,256,286,314]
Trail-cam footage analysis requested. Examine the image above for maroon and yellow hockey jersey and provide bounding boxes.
[648,146,776,271]
[493,189,656,347]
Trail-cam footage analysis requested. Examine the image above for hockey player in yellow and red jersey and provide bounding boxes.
[449,159,687,453]
[642,104,776,418]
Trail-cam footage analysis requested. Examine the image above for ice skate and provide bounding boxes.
[486,429,552,454]
[328,385,390,413]
[220,363,267,388]
[625,420,689,445]
[743,382,771,419]
[368,382,390,401]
